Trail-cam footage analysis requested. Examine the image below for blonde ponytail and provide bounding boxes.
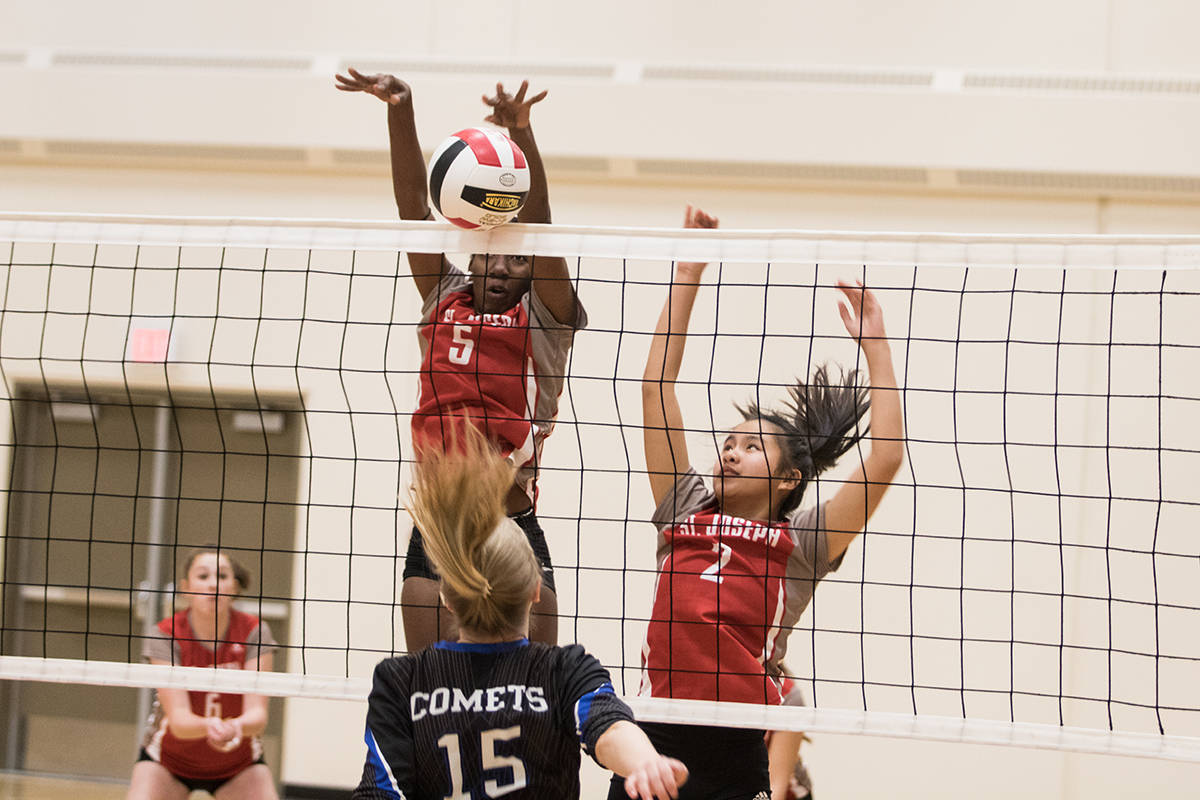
[406,424,542,637]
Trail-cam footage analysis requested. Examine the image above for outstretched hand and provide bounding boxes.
[334,67,412,106]
[683,204,718,230]
[624,756,688,800]
[482,80,547,129]
[836,279,888,347]
[675,205,718,281]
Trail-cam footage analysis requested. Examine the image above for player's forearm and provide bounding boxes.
[594,720,661,778]
[164,708,210,739]
[862,340,904,475]
[387,100,431,220]
[234,698,269,737]
[508,125,551,224]
[643,271,703,387]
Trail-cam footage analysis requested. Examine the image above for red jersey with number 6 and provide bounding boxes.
[413,266,585,500]
[140,609,276,780]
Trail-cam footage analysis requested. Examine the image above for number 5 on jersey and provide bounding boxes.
[448,324,475,365]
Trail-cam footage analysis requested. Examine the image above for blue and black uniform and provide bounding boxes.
[353,639,632,799]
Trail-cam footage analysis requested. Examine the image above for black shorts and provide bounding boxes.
[403,507,557,594]
[137,748,266,794]
[606,722,769,800]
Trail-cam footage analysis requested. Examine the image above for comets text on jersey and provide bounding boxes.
[410,684,549,721]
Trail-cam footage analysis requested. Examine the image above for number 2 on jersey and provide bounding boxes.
[448,324,475,365]
[437,726,527,799]
[700,541,732,584]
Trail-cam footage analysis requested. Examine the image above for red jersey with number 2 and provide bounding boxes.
[639,470,838,706]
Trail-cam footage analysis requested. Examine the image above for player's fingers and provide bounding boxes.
[513,79,529,102]
[527,89,548,105]
[656,759,682,798]
[838,301,856,331]
[835,281,861,305]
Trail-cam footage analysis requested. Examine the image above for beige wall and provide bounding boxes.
[2,1,1200,797]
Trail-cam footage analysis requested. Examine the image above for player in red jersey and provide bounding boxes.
[336,69,584,649]
[128,549,277,800]
[611,206,904,799]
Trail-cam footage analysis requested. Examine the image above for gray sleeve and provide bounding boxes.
[781,682,807,708]
[787,502,842,579]
[418,263,471,321]
[244,619,278,664]
[649,468,716,532]
[528,281,588,333]
[142,628,177,664]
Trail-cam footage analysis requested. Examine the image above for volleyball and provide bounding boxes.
[427,127,530,230]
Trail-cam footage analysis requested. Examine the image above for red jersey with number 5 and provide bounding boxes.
[140,609,276,780]
[639,470,840,705]
[413,267,585,500]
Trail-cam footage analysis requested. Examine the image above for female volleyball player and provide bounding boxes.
[614,205,904,799]
[128,549,277,800]
[352,428,688,800]
[335,69,584,649]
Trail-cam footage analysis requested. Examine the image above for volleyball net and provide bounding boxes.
[0,213,1197,761]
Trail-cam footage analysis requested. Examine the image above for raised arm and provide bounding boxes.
[482,81,577,325]
[640,206,719,505]
[336,68,449,300]
[823,281,905,560]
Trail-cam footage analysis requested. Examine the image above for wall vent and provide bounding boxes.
[644,65,934,88]
[45,140,309,163]
[963,72,1200,96]
[957,169,1200,194]
[637,159,929,184]
[345,59,614,80]
[51,51,311,71]
[331,149,390,167]
[544,155,611,174]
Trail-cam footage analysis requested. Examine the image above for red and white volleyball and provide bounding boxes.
[427,127,530,230]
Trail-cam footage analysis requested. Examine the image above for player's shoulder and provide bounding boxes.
[546,642,605,674]
[372,653,418,684]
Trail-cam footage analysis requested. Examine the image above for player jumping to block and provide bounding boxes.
[616,205,904,799]
[335,70,585,649]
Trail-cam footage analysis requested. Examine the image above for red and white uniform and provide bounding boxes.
[639,470,841,705]
[140,609,276,781]
[413,266,586,500]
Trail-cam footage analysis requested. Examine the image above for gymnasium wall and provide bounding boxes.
[1,2,1199,798]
